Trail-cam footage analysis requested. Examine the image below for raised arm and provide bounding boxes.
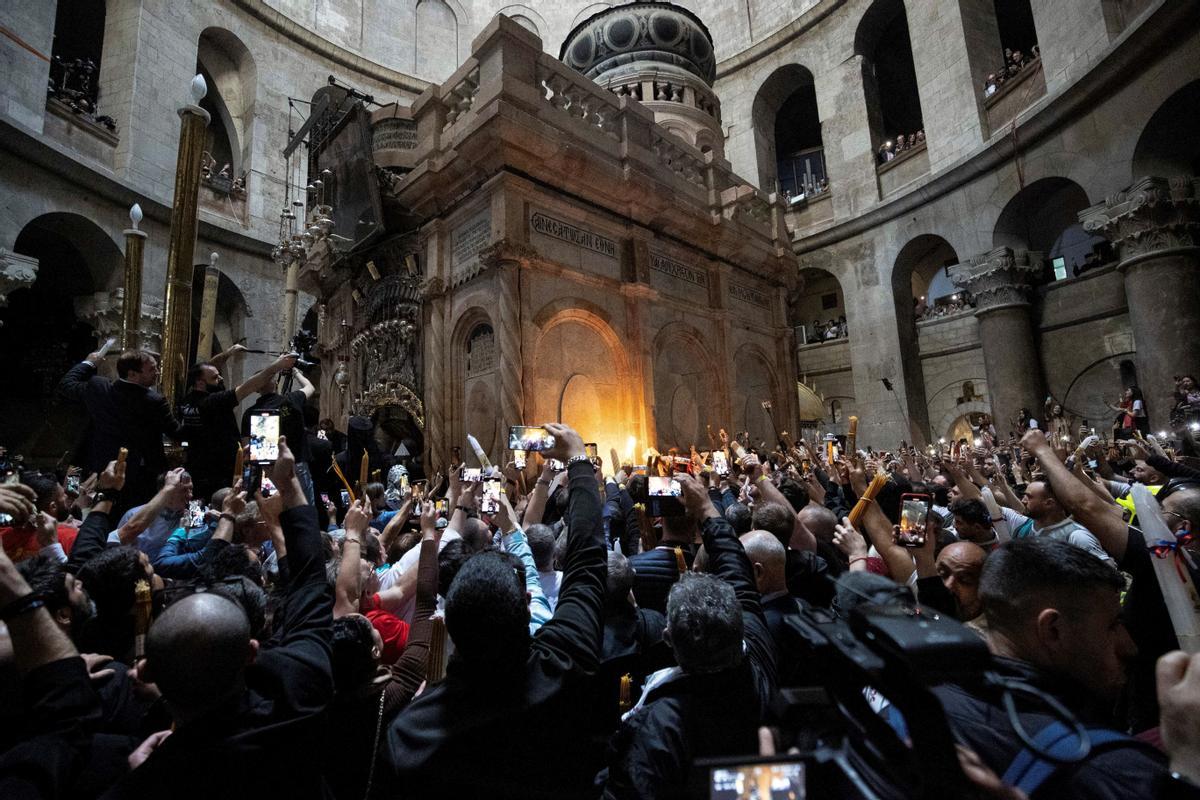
[521,460,557,526]
[495,490,552,634]
[383,503,442,709]
[528,423,605,670]
[334,499,371,618]
[1021,429,1128,560]
[66,460,124,572]
[56,359,97,403]
[115,468,190,545]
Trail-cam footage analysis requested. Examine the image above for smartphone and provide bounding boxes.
[460,467,483,483]
[509,425,555,452]
[249,410,281,463]
[709,759,805,799]
[897,493,931,547]
[320,493,331,506]
[547,459,564,472]
[260,475,277,498]
[481,478,502,514]
[65,474,81,495]
[435,498,449,517]
[340,490,351,506]
[513,450,527,470]
[585,442,599,458]
[648,475,684,516]
[399,473,410,494]
[242,463,262,497]
[711,450,729,476]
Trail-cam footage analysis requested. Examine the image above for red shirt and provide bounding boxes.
[1,524,78,563]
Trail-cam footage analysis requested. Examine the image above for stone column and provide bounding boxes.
[950,247,1045,436]
[422,276,448,471]
[1080,176,1200,430]
[121,204,147,351]
[480,240,536,453]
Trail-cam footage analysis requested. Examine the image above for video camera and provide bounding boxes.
[699,598,991,800]
[288,327,319,371]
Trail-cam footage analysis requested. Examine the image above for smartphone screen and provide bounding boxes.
[585,442,599,458]
[710,760,805,799]
[711,451,729,475]
[320,493,331,505]
[460,467,483,483]
[513,450,527,470]
[435,498,449,517]
[509,425,555,452]
[480,479,501,514]
[249,411,281,463]
[340,490,351,506]
[260,475,277,498]
[648,476,682,497]
[897,493,931,547]
[547,459,564,472]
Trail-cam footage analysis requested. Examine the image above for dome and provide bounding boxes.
[559,2,717,86]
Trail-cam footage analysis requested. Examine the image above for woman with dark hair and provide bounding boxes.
[1108,385,1149,438]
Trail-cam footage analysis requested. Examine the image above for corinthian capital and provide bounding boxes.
[1079,176,1200,266]
[948,247,1043,312]
[0,249,39,306]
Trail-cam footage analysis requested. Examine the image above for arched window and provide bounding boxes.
[752,65,824,196]
[415,0,460,82]
[993,0,1039,57]
[48,0,109,122]
[196,29,257,196]
[1133,79,1200,179]
[994,177,1106,280]
[466,324,496,377]
[856,0,924,159]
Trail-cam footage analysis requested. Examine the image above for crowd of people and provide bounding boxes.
[983,45,1041,98]
[915,292,976,321]
[804,315,848,343]
[3,344,1200,798]
[876,129,927,164]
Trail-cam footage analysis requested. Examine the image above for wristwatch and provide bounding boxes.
[0,592,47,622]
[92,490,115,505]
[566,454,591,468]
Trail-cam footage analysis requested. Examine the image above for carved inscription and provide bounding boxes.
[466,324,496,377]
[530,212,617,258]
[650,252,708,288]
[730,282,769,308]
[373,119,418,151]
[453,214,492,267]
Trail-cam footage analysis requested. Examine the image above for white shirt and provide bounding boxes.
[378,529,461,622]
[538,569,562,611]
[1033,517,1113,564]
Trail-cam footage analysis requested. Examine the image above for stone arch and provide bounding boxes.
[415,0,462,82]
[792,266,846,343]
[935,400,993,444]
[750,64,823,194]
[992,0,1039,57]
[497,5,546,39]
[993,177,1104,277]
[197,27,257,179]
[854,0,924,150]
[650,322,723,450]
[1132,79,1200,179]
[0,213,124,462]
[530,306,633,461]
[893,234,960,313]
[731,342,780,448]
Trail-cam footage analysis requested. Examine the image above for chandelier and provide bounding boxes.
[271,167,336,268]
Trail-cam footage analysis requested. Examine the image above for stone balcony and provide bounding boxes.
[984,57,1047,137]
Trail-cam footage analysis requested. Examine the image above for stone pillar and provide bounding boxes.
[1080,176,1200,431]
[950,247,1045,436]
[0,249,38,307]
[480,240,536,452]
[422,276,449,471]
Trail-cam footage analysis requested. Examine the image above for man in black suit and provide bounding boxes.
[57,349,181,510]
[740,530,806,686]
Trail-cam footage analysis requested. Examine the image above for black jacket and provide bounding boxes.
[57,362,181,505]
[761,592,809,687]
[602,515,777,799]
[385,460,606,798]
[933,656,1169,799]
[629,543,697,614]
[102,504,334,800]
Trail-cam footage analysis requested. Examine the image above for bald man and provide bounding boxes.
[109,438,334,798]
[936,541,987,630]
[798,503,846,577]
[741,530,806,684]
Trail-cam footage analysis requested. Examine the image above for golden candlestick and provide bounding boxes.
[196,252,220,361]
[159,74,211,406]
[121,204,147,350]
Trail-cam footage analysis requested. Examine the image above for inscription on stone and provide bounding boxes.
[452,212,492,268]
[730,282,769,308]
[650,252,708,288]
[530,212,617,259]
[373,119,418,151]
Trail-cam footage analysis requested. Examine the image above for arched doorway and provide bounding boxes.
[0,214,122,464]
[1133,79,1200,179]
[855,0,925,154]
[751,65,825,196]
[893,234,961,321]
[994,177,1106,279]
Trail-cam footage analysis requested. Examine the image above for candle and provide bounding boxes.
[467,433,493,471]
[233,446,244,488]
[117,447,128,466]
[847,416,859,454]
[359,450,369,491]
[848,471,888,528]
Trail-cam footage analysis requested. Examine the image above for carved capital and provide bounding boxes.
[948,247,1043,312]
[478,238,540,271]
[74,290,164,351]
[420,276,447,300]
[1079,176,1200,268]
[0,249,39,306]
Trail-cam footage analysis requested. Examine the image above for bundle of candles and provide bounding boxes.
[848,470,889,528]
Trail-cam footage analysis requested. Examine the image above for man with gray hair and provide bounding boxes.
[602,475,776,798]
[741,530,805,685]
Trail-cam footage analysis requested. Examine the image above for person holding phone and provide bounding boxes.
[178,348,296,502]
[240,361,316,503]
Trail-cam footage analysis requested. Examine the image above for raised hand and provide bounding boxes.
[343,498,371,537]
[543,422,585,462]
[0,484,37,526]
